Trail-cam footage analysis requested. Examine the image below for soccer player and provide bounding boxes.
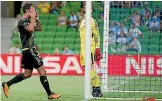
[2,3,62,100]
[79,8,103,97]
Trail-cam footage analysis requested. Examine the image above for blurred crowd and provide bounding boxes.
[9,43,75,55]
[37,1,84,30]
[109,1,162,53]
[9,1,162,54]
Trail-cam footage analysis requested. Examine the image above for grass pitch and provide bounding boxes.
[1,76,162,101]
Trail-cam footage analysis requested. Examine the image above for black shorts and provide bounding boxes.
[21,48,43,70]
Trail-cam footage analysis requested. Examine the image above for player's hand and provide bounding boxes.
[95,48,102,61]
[29,6,36,18]
[35,10,40,20]
[35,7,38,17]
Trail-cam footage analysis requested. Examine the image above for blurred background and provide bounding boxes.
[1,1,162,55]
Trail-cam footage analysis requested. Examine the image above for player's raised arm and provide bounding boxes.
[34,9,42,31]
[35,18,42,31]
[23,6,36,32]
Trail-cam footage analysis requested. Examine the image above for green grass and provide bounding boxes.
[1,76,84,101]
[1,76,162,101]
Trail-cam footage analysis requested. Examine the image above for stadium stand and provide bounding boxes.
[11,1,161,55]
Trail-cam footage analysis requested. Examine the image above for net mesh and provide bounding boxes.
[92,1,162,100]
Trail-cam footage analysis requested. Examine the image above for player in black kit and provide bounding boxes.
[2,3,62,100]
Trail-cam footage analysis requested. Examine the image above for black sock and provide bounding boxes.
[96,87,101,93]
[92,86,96,93]
[7,73,26,87]
[40,75,52,95]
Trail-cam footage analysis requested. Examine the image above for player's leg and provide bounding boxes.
[90,53,102,97]
[91,66,102,97]
[31,48,61,100]
[36,66,62,100]
[91,64,102,96]
[91,64,97,96]
[2,69,33,98]
[94,73,102,97]
[2,49,34,98]
[80,50,102,97]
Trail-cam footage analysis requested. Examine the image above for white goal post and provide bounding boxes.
[84,1,92,100]
[100,1,109,93]
[84,1,162,100]
[84,1,109,100]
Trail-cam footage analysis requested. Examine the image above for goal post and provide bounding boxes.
[85,1,162,100]
[84,1,92,100]
[100,1,109,93]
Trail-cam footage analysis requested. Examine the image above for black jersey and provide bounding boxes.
[17,18,35,49]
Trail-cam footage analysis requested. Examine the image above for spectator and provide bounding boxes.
[77,8,84,21]
[140,2,152,25]
[111,37,141,53]
[111,1,122,8]
[126,37,141,53]
[51,1,59,14]
[160,20,162,32]
[128,23,143,42]
[117,23,128,36]
[108,31,116,45]
[123,1,132,8]
[154,5,161,15]
[133,1,142,8]
[60,1,66,8]
[57,11,67,26]
[160,9,162,21]
[62,45,74,55]
[66,11,79,32]
[109,22,118,35]
[149,16,160,32]
[130,11,141,26]
[153,11,161,22]
[54,48,60,55]
[9,43,21,54]
[37,1,51,14]
[116,31,127,44]
[100,11,104,20]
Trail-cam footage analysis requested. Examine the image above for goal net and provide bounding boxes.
[87,1,162,100]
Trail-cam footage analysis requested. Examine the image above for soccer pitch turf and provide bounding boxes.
[1,76,162,101]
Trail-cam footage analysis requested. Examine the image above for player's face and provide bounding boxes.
[30,6,34,11]
[26,6,35,13]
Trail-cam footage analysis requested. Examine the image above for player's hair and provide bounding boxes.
[22,3,34,13]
